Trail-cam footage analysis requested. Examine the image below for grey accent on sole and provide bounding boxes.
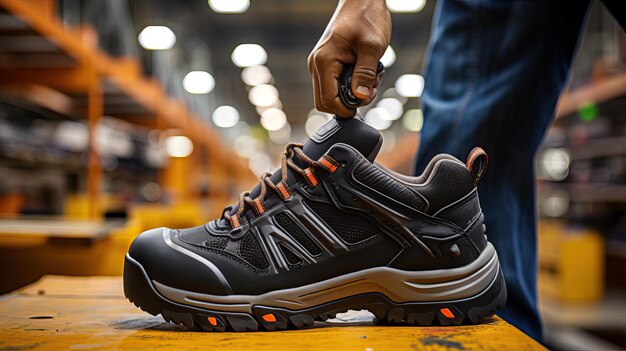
[152,243,499,314]
[124,251,506,331]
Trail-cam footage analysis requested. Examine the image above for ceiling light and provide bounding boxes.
[377,98,403,120]
[403,109,424,132]
[182,71,215,94]
[540,191,569,217]
[386,0,426,13]
[232,44,267,67]
[141,182,162,202]
[54,121,88,152]
[96,123,134,158]
[395,74,424,98]
[382,87,408,104]
[249,84,279,107]
[138,26,176,50]
[255,100,283,115]
[305,113,331,136]
[165,136,193,158]
[208,0,249,14]
[540,148,571,181]
[380,46,396,67]
[212,106,239,128]
[241,65,273,86]
[365,108,393,130]
[144,145,167,168]
[260,108,287,131]
[248,152,272,175]
[234,135,261,158]
[268,123,291,144]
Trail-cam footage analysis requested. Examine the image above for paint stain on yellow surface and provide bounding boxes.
[0,276,546,351]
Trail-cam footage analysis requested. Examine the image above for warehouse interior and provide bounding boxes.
[0,0,625,350]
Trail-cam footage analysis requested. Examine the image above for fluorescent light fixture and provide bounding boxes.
[208,0,250,14]
[249,84,279,107]
[402,109,424,132]
[386,0,426,13]
[260,108,287,131]
[364,108,393,130]
[395,74,425,98]
[165,135,193,158]
[232,44,267,67]
[138,26,176,50]
[377,98,403,120]
[183,71,215,94]
[212,106,240,128]
[241,65,273,86]
[380,46,396,67]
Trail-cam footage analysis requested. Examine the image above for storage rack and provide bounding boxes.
[0,0,253,219]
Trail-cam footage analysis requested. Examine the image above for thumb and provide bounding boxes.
[351,53,381,100]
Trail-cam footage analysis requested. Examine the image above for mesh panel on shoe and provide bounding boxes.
[204,236,229,250]
[278,243,303,267]
[274,213,323,256]
[238,231,270,270]
[353,162,427,211]
[305,200,379,244]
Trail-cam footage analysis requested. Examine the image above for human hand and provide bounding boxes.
[308,0,391,117]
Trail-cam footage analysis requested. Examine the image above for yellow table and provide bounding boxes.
[0,276,545,351]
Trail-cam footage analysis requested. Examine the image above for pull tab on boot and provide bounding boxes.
[466,147,488,186]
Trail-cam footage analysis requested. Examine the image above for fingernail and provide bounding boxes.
[355,86,370,98]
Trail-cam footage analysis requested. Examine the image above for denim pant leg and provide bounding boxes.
[415,0,591,341]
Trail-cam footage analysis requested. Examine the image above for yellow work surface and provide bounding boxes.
[0,276,545,351]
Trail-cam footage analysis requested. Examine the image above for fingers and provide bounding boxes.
[351,39,385,100]
[315,54,355,117]
[360,88,378,106]
[307,41,385,117]
[374,69,385,90]
[307,53,323,115]
[308,48,356,117]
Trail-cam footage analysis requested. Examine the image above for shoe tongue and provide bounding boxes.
[302,116,383,162]
[224,116,382,221]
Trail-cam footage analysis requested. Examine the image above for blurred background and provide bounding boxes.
[0,0,624,348]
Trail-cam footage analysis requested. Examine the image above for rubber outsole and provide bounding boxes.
[123,254,507,332]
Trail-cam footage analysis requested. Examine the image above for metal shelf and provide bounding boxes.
[544,137,626,160]
[0,0,253,218]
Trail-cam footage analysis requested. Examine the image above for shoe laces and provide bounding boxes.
[222,143,339,229]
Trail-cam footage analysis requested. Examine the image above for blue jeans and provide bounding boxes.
[415,0,594,341]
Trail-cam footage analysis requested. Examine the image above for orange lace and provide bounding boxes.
[222,143,338,229]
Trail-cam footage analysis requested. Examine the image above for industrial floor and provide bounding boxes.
[0,276,545,351]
